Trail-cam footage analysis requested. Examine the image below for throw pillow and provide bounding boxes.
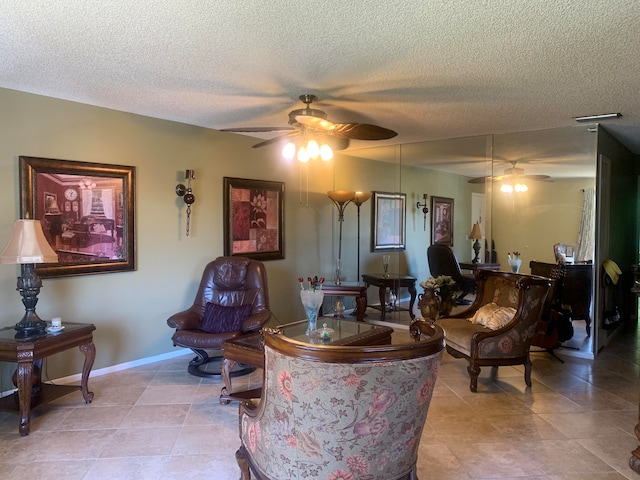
[200,302,252,334]
[468,302,517,330]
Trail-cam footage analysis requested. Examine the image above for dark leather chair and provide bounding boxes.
[167,256,271,377]
[427,244,476,304]
[530,260,592,336]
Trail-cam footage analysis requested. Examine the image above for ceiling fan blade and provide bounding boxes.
[320,135,350,151]
[330,123,398,140]
[221,126,295,133]
[523,174,552,181]
[251,132,297,148]
[468,176,490,184]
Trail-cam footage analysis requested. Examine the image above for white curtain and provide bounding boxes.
[575,187,595,262]
[101,189,114,219]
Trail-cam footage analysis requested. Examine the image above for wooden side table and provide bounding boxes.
[319,281,368,321]
[361,274,417,321]
[0,322,96,435]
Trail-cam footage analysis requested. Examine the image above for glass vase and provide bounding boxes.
[508,258,522,273]
[300,289,325,336]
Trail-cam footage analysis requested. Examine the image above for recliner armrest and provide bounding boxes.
[167,308,200,331]
[242,310,271,333]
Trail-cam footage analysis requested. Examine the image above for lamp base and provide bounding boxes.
[472,239,481,264]
[14,315,47,340]
[15,311,47,339]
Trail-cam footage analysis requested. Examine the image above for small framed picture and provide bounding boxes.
[431,196,454,246]
[223,177,284,261]
[371,191,406,252]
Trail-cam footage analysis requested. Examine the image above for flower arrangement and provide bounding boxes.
[507,251,521,261]
[298,276,325,335]
[419,275,456,291]
[298,276,325,291]
[418,275,459,318]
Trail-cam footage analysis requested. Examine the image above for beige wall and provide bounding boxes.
[0,87,524,385]
[492,178,594,267]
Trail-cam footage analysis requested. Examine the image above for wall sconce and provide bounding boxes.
[176,169,195,236]
[416,194,429,231]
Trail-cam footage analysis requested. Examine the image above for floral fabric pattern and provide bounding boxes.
[240,346,443,480]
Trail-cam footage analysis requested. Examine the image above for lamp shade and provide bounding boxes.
[0,220,58,264]
[327,190,356,204]
[353,191,372,206]
[468,222,483,240]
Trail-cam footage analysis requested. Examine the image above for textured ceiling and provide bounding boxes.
[1,1,639,166]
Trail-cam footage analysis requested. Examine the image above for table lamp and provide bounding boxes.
[468,222,483,264]
[0,219,58,337]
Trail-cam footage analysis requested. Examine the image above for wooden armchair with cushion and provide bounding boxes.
[167,256,271,377]
[435,270,550,392]
[236,321,445,480]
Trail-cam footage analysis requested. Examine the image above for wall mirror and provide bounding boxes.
[338,125,597,355]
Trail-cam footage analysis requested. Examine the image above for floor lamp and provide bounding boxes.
[327,190,355,285]
[353,191,372,282]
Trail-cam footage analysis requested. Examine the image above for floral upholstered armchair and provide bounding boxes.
[236,321,445,480]
[435,270,550,392]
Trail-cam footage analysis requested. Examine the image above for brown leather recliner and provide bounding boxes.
[167,256,271,377]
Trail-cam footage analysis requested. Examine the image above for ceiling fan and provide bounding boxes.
[468,161,552,185]
[220,94,398,151]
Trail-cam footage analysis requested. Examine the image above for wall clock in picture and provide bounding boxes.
[64,188,78,201]
[223,177,284,261]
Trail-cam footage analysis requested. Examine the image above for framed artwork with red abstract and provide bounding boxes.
[223,177,284,260]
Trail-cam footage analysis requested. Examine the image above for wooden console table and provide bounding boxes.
[459,262,501,273]
[0,322,96,435]
[318,281,367,321]
[361,274,417,321]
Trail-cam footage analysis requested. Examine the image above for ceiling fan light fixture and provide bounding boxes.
[500,184,513,193]
[320,144,333,161]
[297,146,309,163]
[282,142,296,160]
[306,139,320,158]
[514,183,528,192]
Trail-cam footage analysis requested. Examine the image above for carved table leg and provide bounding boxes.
[355,295,367,322]
[16,359,34,436]
[378,286,386,320]
[408,282,417,319]
[79,342,96,403]
[220,357,237,404]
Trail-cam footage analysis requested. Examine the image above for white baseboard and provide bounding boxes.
[1,348,191,396]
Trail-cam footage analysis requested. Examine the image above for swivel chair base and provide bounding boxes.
[187,349,255,378]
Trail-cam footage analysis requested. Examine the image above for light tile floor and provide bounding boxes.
[0,315,639,479]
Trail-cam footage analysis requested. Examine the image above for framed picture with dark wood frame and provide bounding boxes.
[431,196,454,246]
[371,191,406,252]
[223,177,284,261]
[19,156,136,278]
